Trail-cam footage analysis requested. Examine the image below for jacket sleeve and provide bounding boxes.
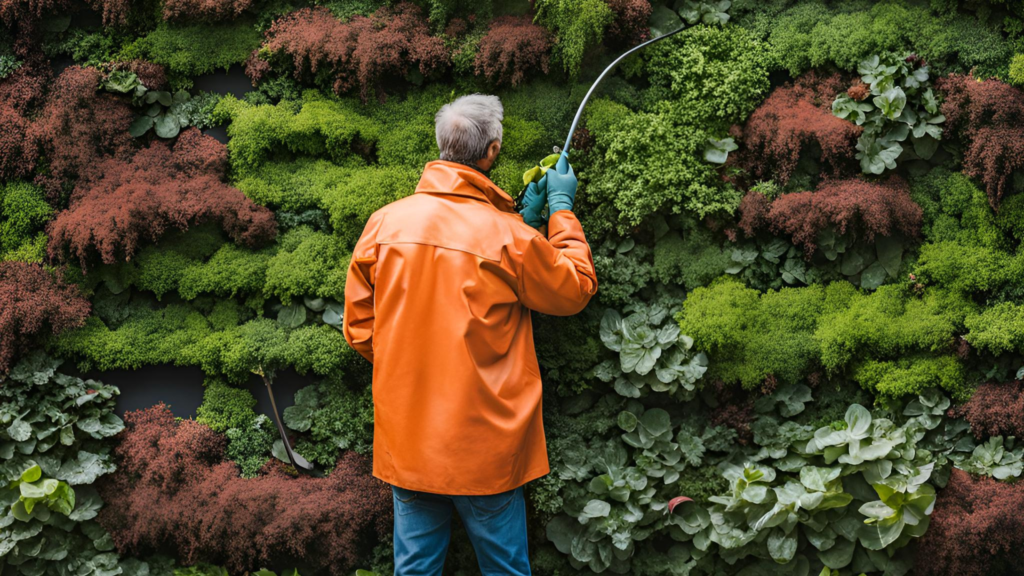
[517,210,598,316]
[343,212,383,363]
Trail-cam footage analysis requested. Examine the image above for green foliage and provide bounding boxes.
[832,53,944,174]
[816,285,970,376]
[679,278,854,389]
[964,302,1024,356]
[0,351,123,575]
[767,0,1011,78]
[533,311,604,394]
[226,414,276,478]
[1011,54,1024,86]
[195,377,258,433]
[852,355,968,401]
[910,170,1011,250]
[644,24,771,128]
[584,107,738,231]
[215,92,379,179]
[534,0,614,76]
[49,301,350,383]
[0,182,53,263]
[595,299,709,399]
[264,226,350,305]
[285,378,375,468]
[591,238,653,305]
[726,231,911,291]
[652,221,732,290]
[321,166,420,249]
[118,20,263,88]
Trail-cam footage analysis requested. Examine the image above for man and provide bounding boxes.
[342,93,597,575]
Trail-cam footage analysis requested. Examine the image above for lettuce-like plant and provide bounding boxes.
[595,301,708,398]
[832,53,944,174]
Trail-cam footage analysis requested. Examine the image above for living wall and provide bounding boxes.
[3,0,1024,575]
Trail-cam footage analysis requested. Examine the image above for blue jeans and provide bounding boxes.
[391,484,531,576]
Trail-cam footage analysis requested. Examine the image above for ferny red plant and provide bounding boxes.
[951,380,1024,439]
[0,261,90,376]
[739,177,922,254]
[259,4,449,103]
[605,0,652,47]
[46,128,277,270]
[162,0,253,21]
[741,72,861,185]
[915,468,1024,576]
[98,404,392,575]
[937,74,1024,208]
[474,15,552,87]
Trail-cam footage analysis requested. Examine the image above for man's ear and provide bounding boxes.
[487,140,501,162]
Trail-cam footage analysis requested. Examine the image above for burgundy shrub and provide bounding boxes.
[741,72,861,185]
[937,74,1024,208]
[162,0,252,21]
[111,60,168,90]
[740,177,922,254]
[46,128,277,270]
[963,126,1024,210]
[260,4,449,103]
[474,16,552,88]
[736,188,771,239]
[952,381,1024,439]
[916,468,1024,576]
[0,104,31,180]
[444,17,468,38]
[605,0,651,47]
[0,0,69,24]
[0,261,90,376]
[98,404,392,576]
[0,57,51,114]
[27,66,136,202]
[244,48,271,84]
[87,0,131,26]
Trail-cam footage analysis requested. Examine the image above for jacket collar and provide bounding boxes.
[415,160,515,213]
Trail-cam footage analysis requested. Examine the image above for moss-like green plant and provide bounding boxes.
[534,0,614,76]
[196,376,259,433]
[214,92,379,179]
[965,302,1024,356]
[118,20,262,87]
[852,354,968,400]
[263,226,350,304]
[768,0,1010,78]
[644,24,771,128]
[0,182,53,262]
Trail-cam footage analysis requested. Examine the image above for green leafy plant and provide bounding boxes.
[649,0,732,37]
[594,300,708,399]
[832,53,945,174]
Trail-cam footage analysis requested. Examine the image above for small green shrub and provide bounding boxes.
[118,20,262,87]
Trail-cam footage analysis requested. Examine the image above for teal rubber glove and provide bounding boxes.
[518,180,548,229]
[545,154,577,214]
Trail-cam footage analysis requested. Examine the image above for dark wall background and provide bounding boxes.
[64,363,316,419]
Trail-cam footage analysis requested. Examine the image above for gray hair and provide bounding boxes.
[435,94,503,164]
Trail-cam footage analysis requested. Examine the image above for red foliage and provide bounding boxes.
[0,261,90,376]
[0,0,69,24]
[162,0,252,21]
[111,60,168,90]
[741,72,861,185]
[244,48,271,84]
[0,57,51,114]
[98,404,392,576]
[474,16,552,87]
[952,381,1024,439]
[87,0,131,26]
[46,128,277,270]
[739,177,922,253]
[261,4,449,103]
[27,66,136,202]
[0,104,31,180]
[736,188,771,239]
[605,0,651,47]
[916,468,1024,576]
[937,74,1024,208]
[444,17,468,38]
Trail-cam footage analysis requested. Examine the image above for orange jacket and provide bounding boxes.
[342,160,598,495]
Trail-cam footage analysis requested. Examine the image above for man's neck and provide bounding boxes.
[453,160,491,179]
